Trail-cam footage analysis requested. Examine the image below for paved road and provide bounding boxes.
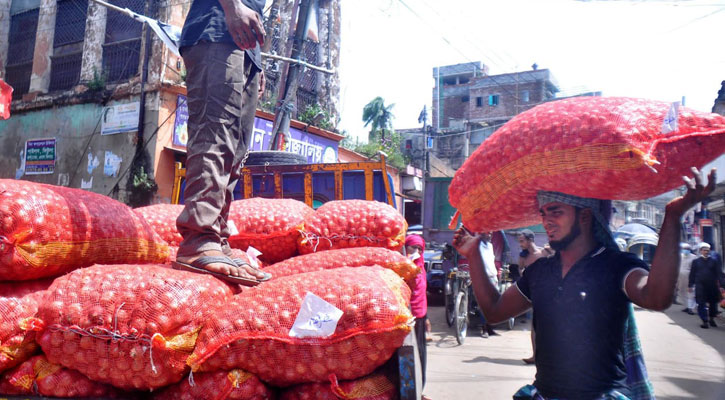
[422,299,725,399]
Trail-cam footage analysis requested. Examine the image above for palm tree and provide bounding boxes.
[362,97,395,142]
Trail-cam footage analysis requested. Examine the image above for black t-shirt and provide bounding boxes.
[515,247,649,399]
[179,0,265,69]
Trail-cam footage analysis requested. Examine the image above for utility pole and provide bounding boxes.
[270,0,313,150]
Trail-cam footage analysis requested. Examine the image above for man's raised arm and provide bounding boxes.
[626,168,716,311]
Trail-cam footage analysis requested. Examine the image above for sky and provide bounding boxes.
[336,0,725,143]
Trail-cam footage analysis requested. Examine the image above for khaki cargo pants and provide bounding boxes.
[176,42,260,257]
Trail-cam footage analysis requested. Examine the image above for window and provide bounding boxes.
[488,94,499,106]
[521,90,530,103]
[50,0,88,92]
[103,0,145,83]
[461,95,469,103]
[6,8,39,99]
[476,96,483,107]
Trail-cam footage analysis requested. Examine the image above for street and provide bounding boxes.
[423,299,725,399]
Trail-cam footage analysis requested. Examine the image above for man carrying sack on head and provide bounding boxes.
[453,168,716,400]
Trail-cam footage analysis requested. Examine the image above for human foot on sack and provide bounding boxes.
[522,356,535,365]
[174,250,267,285]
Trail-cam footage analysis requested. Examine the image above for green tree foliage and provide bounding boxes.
[362,97,395,142]
[297,103,334,131]
[355,129,409,170]
[358,97,409,169]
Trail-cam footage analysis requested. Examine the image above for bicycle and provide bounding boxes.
[496,264,516,331]
[445,265,516,344]
[444,266,472,345]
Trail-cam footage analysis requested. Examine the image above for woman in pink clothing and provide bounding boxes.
[405,234,430,394]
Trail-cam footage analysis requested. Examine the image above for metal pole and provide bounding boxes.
[270,0,313,150]
[262,52,334,74]
[90,0,133,17]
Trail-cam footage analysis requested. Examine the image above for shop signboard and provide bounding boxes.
[172,95,338,164]
[24,138,56,175]
[172,95,189,147]
[101,102,140,135]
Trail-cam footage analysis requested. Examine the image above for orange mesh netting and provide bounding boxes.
[264,247,419,287]
[448,97,725,232]
[298,201,407,254]
[0,280,51,373]
[0,180,169,281]
[228,198,314,263]
[31,264,233,390]
[0,355,122,397]
[154,369,273,400]
[280,372,398,400]
[0,299,38,373]
[134,204,185,247]
[188,267,413,387]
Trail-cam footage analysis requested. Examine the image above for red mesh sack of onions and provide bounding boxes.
[28,264,233,390]
[134,204,185,247]
[264,247,419,287]
[0,355,122,398]
[279,371,398,400]
[0,280,52,373]
[0,179,170,281]
[449,97,725,232]
[188,267,413,387]
[298,200,407,254]
[228,198,314,263]
[154,369,274,400]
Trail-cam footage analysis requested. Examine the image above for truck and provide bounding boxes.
[171,151,397,208]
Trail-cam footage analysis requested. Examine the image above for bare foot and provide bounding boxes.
[176,250,265,280]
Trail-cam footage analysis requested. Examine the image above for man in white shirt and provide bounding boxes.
[478,232,500,337]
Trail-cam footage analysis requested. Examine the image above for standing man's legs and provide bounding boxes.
[708,300,718,327]
[697,301,709,327]
[176,42,262,280]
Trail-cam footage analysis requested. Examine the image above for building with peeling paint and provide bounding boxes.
[0,0,342,206]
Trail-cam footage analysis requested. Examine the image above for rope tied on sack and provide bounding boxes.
[45,302,163,375]
[298,229,387,252]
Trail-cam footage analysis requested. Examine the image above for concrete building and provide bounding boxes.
[0,0,342,206]
[702,81,725,255]
[406,61,561,170]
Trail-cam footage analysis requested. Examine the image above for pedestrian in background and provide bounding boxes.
[688,242,724,328]
[478,232,500,338]
[405,234,431,399]
[677,243,697,315]
[174,0,269,285]
[517,229,554,365]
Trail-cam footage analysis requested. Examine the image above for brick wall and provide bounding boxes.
[468,81,542,123]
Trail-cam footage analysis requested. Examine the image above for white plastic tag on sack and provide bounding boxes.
[661,102,679,134]
[246,246,263,269]
[227,220,239,236]
[289,292,343,339]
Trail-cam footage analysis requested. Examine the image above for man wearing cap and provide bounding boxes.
[453,168,715,399]
[688,242,723,328]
